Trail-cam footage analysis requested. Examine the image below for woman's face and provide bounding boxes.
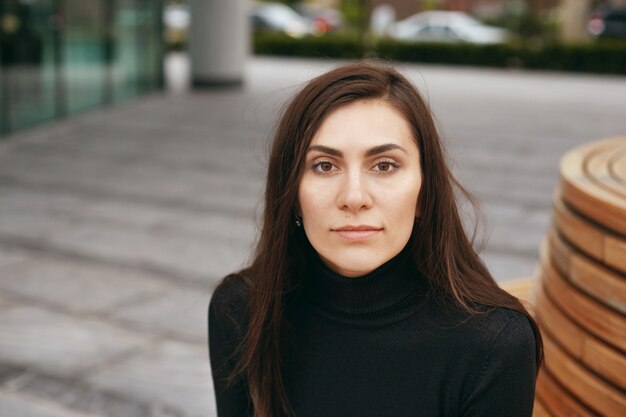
[298,99,422,277]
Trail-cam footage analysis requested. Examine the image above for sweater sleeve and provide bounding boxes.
[208,276,253,417]
[460,314,538,417]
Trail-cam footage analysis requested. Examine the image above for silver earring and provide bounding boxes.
[295,216,302,227]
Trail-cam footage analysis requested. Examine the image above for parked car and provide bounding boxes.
[386,11,509,45]
[587,7,626,39]
[250,2,312,38]
[291,2,344,35]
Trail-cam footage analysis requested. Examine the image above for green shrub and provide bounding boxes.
[375,41,514,67]
[374,39,626,74]
[253,33,363,59]
[253,33,626,75]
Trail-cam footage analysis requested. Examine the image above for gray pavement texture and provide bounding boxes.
[0,54,625,416]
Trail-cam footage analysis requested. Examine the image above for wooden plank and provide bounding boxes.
[560,137,626,235]
[542,332,626,417]
[582,325,626,393]
[546,227,571,277]
[562,176,626,237]
[585,147,626,199]
[539,241,626,353]
[552,191,604,261]
[534,282,626,391]
[548,230,626,315]
[534,282,585,358]
[611,152,626,187]
[553,191,626,275]
[532,398,553,417]
[605,235,626,280]
[570,245,626,315]
[535,367,596,417]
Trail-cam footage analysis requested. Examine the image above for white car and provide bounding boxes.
[250,2,312,38]
[386,11,509,45]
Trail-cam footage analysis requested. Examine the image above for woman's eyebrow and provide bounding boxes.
[307,145,342,157]
[307,143,409,158]
[365,143,409,157]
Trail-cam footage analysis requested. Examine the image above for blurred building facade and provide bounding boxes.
[0,0,163,136]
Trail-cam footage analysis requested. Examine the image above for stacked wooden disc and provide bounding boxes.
[530,137,626,417]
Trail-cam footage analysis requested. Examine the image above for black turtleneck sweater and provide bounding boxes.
[208,249,537,417]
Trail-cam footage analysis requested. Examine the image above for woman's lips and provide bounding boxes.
[332,226,383,242]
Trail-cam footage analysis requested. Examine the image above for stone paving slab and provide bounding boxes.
[0,294,15,310]
[0,389,98,417]
[480,252,539,282]
[0,363,23,385]
[0,246,33,269]
[152,211,257,245]
[45,223,249,284]
[0,140,266,186]
[0,186,173,231]
[0,306,150,376]
[111,287,210,344]
[459,170,557,209]
[13,132,267,178]
[485,213,549,254]
[0,185,258,244]
[0,210,69,242]
[0,210,250,284]
[0,368,184,417]
[0,257,166,315]
[451,144,563,177]
[86,340,214,417]
[0,161,261,217]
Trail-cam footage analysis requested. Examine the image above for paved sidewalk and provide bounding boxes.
[0,55,625,416]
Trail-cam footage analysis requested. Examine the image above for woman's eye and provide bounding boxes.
[313,161,338,173]
[320,162,334,171]
[373,161,398,173]
[377,162,392,172]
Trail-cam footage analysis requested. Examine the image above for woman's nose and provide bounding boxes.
[336,171,373,212]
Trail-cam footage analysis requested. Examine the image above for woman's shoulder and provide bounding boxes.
[456,306,537,370]
[208,272,251,338]
[461,306,536,349]
[454,307,539,414]
[431,301,536,356]
[210,273,250,309]
[473,306,534,339]
[208,273,252,384]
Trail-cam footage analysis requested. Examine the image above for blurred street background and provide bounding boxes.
[0,1,625,416]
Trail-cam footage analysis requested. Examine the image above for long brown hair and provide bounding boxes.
[225,62,543,417]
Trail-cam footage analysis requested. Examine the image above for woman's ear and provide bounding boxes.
[294,204,303,227]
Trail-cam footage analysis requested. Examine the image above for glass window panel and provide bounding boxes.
[112,0,139,102]
[0,51,4,134]
[136,0,161,94]
[63,0,106,114]
[0,0,161,137]
[0,0,58,133]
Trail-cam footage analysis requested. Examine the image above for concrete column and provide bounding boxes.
[188,0,248,88]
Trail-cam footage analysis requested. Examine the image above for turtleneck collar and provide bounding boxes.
[302,243,429,324]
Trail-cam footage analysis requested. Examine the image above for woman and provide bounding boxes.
[208,62,543,417]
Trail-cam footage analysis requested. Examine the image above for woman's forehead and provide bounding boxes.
[309,100,417,154]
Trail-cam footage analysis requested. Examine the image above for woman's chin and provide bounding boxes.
[319,248,391,278]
